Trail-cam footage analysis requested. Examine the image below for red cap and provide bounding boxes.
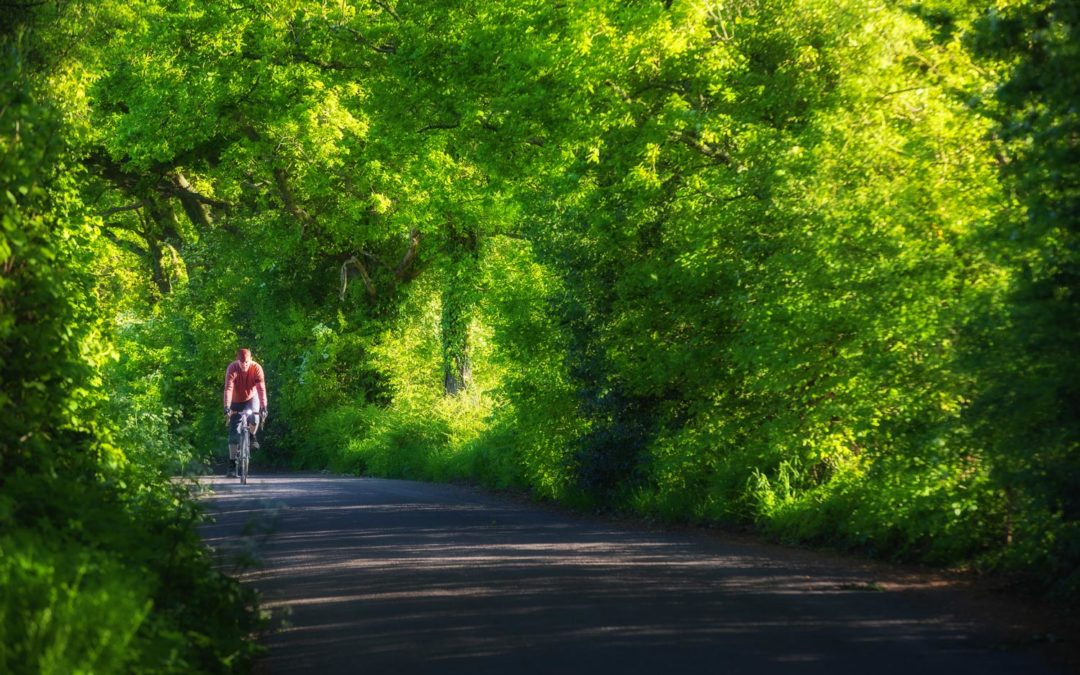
[237,348,251,360]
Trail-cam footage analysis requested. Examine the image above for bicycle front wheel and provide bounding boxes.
[239,433,250,485]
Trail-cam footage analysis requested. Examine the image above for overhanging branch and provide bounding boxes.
[340,256,377,304]
[394,228,421,281]
[274,167,312,235]
[418,121,461,133]
[372,0,400,21]
[160,181,230,209]
[172,171,215,228]
[98,201,145,217]
[100,227,150,260]
[675,129,731,164]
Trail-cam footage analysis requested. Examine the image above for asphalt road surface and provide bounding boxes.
[198,474,1066,675]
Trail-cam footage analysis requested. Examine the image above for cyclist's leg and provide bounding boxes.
[227,439,238,476]
[227,433,237,477]
[243,399,261,449]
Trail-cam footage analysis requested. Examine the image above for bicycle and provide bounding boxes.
[226,409,262,485]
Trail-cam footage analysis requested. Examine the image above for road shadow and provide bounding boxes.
[198,476,1067,675]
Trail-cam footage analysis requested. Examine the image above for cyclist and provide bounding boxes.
[223,347,268,477]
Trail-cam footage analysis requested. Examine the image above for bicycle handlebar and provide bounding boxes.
[224,409,264,425]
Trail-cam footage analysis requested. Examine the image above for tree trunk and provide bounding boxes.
[440,225,479,395]
[146,237,172,295]
[441,285,473,395]
[145,196,188,290]
[173,171,214,229]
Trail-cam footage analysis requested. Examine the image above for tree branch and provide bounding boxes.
[604,79,632,103]
[631,80,691,99]
[359,250,387,268]
[159,181,230,209]
[394,228,421,281]
[274,167,311,235]
[875,86,929,101]
[340,256,377,304]
[674,129,731,164]
[372,0,401,21]
[101,218,144,234]
[100,227,150,260]
[172,171,215,228]
[418,121,461,133]
[329,24,398,55]
[98,201,145,217]
[288,49,358,71]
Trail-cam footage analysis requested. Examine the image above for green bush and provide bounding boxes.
[13,0,1073,608]
[0,533,148,675]
[0,23,261,673]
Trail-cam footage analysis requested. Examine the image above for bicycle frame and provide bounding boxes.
[231,410,258,485]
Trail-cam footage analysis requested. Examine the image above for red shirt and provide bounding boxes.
[223,360,268,409]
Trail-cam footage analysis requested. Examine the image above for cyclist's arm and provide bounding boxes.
[223,364,237,411]
[255,364,268,413]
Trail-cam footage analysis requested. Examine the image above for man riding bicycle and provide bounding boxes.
[223,347,268,477]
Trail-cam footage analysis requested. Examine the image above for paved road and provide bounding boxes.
[198,475,1063,675]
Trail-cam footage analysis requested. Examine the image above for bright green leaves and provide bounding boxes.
[0,533,152,675]
[2,13,263,672]
[0,45,104,473]
[19,0,1076,602]
[503,0,1043,565]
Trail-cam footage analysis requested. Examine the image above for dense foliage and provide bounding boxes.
[4,0,1077,667]
[1,6,259,674]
